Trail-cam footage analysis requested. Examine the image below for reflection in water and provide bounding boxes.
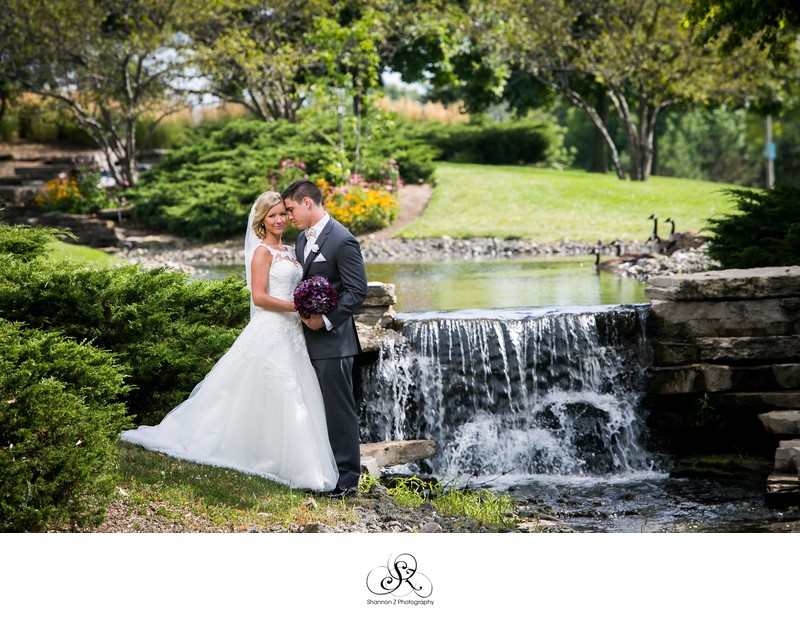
[195,256,646,312]
[365,257,646,312]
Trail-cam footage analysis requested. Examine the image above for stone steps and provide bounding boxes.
[0,185,41,203]
[760,410,800,434]
[761,410,800,506]
[0,156,81,218]
[648,363,800,395]
[25,212,120,248]
[645,267,800,507]
[0,153,122,249]
[710,390,800,411]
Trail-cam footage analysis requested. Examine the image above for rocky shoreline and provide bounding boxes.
[113,233,717,283]
[91,479,570,533]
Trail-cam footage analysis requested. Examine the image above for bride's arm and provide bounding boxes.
[250,247,296,312]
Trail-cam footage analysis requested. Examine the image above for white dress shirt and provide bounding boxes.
[304,213,330,259]
[303,213,333,330]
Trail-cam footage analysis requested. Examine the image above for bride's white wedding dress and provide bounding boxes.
[120,244,338,492]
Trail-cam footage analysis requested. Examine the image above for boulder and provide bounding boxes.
[759,410,800,435]
[774,439,800,472]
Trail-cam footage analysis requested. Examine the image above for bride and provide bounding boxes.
[120,191,338,493]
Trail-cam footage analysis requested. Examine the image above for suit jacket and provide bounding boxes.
[296,217,368,360]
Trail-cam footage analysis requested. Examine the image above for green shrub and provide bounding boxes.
[0,224,69,261]
[0,319,131,532]
[14,101,95,146]
[130,116,426,240]
[130,118,311,240]
[393,116,568,168]
[0,111,19,142]
[705,186,800,268]
[0,237,250,426]
[658,106,761,186]
[129,113,565,241]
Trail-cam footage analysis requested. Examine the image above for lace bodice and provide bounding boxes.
[258,243,302,301]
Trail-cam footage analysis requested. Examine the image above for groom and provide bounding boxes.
[282,179,368,498]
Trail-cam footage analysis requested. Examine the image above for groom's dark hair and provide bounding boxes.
[281,179,322,206]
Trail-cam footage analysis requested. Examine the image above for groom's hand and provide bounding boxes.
[301,314,325,330]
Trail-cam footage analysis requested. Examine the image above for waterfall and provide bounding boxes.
[359,305,661,484]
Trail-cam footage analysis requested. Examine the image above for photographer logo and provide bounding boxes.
[365,553,434,606]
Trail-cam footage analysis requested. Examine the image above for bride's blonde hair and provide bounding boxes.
[251,191,283,239]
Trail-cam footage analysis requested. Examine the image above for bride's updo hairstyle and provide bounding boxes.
[251,191,283,239]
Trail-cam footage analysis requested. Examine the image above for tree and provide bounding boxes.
[687,0,800,63]
[308,6,386,177]
[0,1,47,129]
[189,0,334,123]
[190,0,400,179]
[23,0,202,187]
[503,0,780,181]
[389,1,781,182]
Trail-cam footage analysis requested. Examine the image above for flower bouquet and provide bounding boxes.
[293,275,339,319]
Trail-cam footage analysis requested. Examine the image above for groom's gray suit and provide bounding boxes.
[296,216,368,491]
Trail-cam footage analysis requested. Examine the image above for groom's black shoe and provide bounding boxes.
[325,486,358,499]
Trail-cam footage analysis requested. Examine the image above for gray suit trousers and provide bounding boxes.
[311,355,361,490]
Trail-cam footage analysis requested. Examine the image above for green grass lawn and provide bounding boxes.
[398,163,744,242]
[48,238,126,267]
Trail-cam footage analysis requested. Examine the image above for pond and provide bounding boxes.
[367,256,646,312]
[197,256,796,532]
[197,255,647,312]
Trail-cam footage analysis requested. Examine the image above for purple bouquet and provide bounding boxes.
[293,275,339,319]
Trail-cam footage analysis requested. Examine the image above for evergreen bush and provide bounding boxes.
[0,224,68,261]
[0,235,249,426]
[130,116,431,240]
[0,319,131,531]
[658,106,761,186]
[395,117,568,167]
[705,186,800,268]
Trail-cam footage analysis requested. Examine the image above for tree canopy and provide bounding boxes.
[687,0,800,63]
[388,0,789,181]
[4,0,799,188]
[10,0,206,187]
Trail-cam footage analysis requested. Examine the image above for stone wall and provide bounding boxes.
[355,282,404,354]
[645,266,800,501]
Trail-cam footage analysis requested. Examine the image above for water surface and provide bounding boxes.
[196,256,646,312]
[366,257,646,312]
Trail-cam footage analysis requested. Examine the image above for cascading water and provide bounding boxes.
[359,304,666,486]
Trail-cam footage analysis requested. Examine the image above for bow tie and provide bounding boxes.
[304,227,316,239]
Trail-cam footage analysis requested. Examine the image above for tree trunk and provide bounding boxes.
[608,90,647,181]
[352,90,362,175]
[337,103,345,157]
[538,76,626,179]
[124,118,137,187]
[589,92,609,174]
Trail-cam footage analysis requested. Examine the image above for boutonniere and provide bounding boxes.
[311,244,320,253]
